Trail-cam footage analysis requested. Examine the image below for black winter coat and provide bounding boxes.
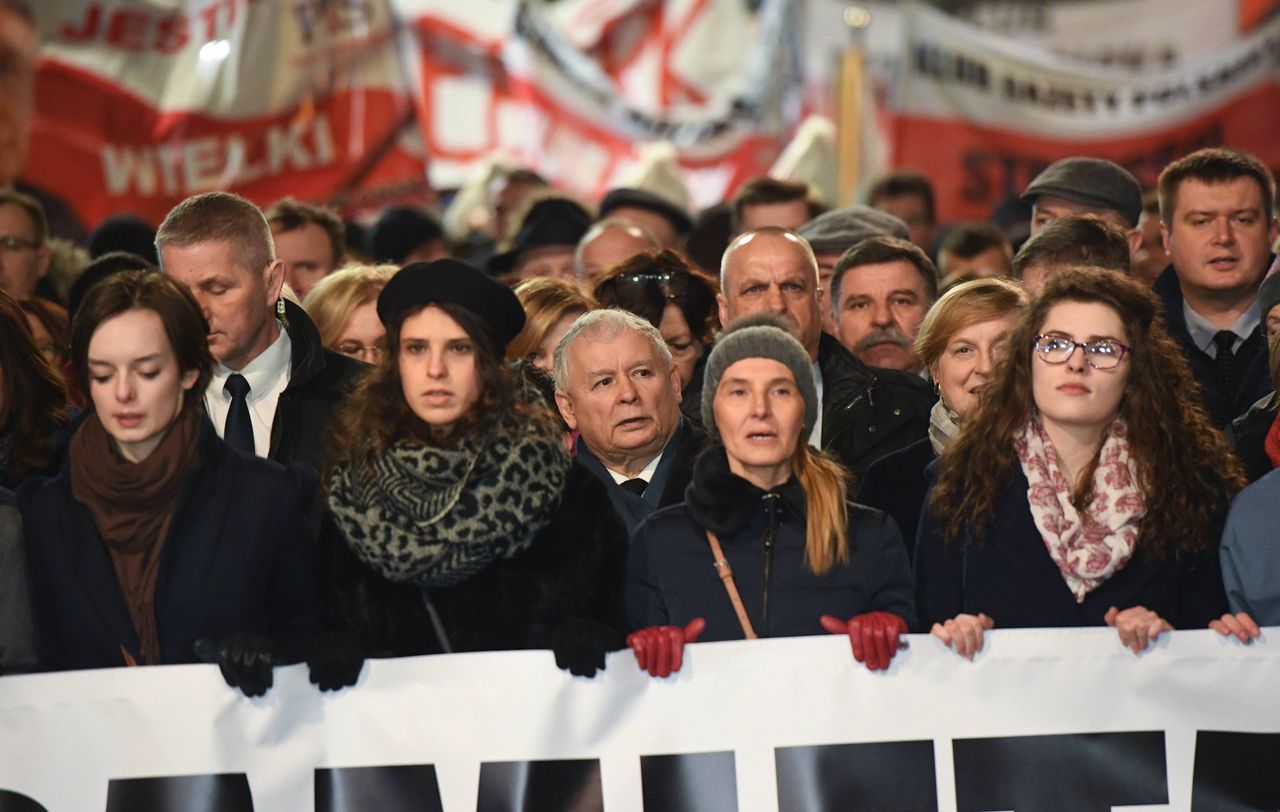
[817,334,933,479]
[270,300,364,474]
[915,465,1228,631]
[19,422,322,670]
[1153,264,1273,429]
[1229,392,1277,483]
[317,416,708,658]
[627,446,917,639]
[856,437,936,561]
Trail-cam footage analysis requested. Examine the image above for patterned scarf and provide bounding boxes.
[327,407,570,588]
[1015,417,1143,603]
[928,399,961,456]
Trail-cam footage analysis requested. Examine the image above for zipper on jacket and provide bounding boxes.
[761,492,781,633]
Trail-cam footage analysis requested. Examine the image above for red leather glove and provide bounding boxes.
[821,612,908,672]
[626,618,706,678]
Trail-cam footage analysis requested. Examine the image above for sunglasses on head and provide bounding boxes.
[608,271,690,300]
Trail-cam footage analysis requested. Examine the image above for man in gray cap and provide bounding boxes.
[1022,156,1143,255]
[797,204,910,333]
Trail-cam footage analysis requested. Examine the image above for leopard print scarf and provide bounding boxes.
[327,410,570,588]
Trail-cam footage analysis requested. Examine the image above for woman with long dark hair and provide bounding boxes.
[20,272,324,695]
[322,260,625,674]
[626,316,915,677]
[917,267,1244,658]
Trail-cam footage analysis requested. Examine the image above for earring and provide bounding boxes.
[276,298,286,318]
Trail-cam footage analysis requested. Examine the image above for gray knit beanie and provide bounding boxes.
[701,315,819,435]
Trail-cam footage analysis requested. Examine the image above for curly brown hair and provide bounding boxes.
[928,266,1244,558]
[328,302,548,474]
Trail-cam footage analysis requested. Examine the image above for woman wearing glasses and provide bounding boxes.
[916,268,1243,659]
[303,264,397,364]
[593,251,719,423]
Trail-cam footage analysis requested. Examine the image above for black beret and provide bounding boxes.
[1021,157,1143,228]
[377,259,526,351]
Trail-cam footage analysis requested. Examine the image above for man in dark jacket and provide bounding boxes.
[157,191,361,473]
[554,308,706,538]
[717,227,932,478]
[1152,148,1278,429]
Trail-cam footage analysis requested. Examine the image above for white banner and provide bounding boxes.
[2,629,1278,810]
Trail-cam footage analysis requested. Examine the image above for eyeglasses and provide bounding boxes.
[608,271,690,300]
[0,235,39,252]
[1033,334,1129,370]
[334,340,386,364]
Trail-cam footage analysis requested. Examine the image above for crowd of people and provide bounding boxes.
[1,139,1278,695]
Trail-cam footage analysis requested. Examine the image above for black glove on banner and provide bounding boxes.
[194,633,287,698]
[291,630,365,692]
[551,617,624,678]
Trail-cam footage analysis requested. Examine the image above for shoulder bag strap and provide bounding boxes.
[704,530,758,640]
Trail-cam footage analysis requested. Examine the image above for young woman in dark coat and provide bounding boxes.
[858,277,1028,558]
[627,316,916,677]
[917,268,1245,659]
[19,271,327,695]
[320,259,628,676]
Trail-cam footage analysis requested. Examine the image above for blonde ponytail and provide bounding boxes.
[792,444,850,574]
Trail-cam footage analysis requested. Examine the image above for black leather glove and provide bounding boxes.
[551,617,624,678]
[290,630,365,692]
[194,633,286,698]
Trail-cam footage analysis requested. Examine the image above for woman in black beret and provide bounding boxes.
[320,259,623,674]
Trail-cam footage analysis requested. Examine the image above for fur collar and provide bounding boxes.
[685,445,806,537]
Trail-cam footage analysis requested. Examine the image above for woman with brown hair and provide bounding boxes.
[917,267,1244,659]
[0,289,68,489]
[322,259,626,676]
[626,316,915,677]
[19,271,327,695]
[506,276,596,372]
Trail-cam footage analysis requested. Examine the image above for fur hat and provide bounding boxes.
[701,314,818,435]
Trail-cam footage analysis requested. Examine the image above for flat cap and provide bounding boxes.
[797,204,909,253]
[378,259,526,352]
[1022,157,1143,228]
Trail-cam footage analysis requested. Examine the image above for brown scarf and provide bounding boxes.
[70,406,201,665]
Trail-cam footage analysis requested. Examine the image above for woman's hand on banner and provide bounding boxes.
[930,613,994,661]
[820,612,908,671]
[1105,605,1172,654]
[627,618,706,678]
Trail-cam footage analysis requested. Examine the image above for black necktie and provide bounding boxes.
[223,373,255,454]
[1212,330,1236,392]
[620,478,648,496]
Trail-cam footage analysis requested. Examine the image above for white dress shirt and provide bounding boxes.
[204,324,292,457]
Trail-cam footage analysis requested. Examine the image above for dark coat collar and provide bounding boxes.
[684,445,806,537]
[280,298,332,392]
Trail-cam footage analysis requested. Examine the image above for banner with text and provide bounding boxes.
[1,629,1278,811]
[26,0,427,230]
[885,2,1280,223]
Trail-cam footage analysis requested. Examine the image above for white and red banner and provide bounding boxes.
[1,628,1278,810]
[883,1,1280,223]
[24,0,801,230]
[27,0,427,229]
